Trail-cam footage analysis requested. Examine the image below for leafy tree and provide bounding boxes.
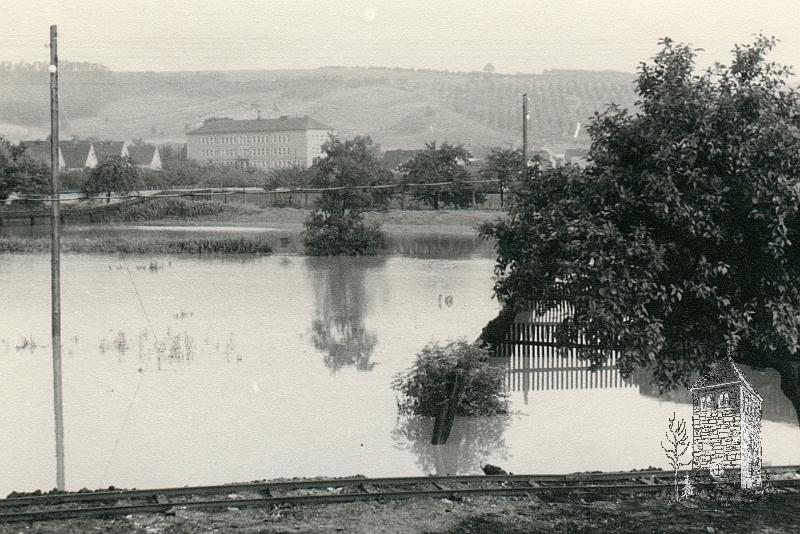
[303,136,393,255]
[83,156,141,201]
[479,36,800,425]
[399,141,483,210]
[0,139,50,204]
[479,147,525,207]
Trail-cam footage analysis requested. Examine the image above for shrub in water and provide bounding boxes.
[392,340,508,417]
[303,211,386,256]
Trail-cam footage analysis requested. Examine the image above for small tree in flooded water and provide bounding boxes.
[303,135,393,255]
[392,340,508,417]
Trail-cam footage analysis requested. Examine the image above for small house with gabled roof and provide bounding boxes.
[127,144,162,171]
[689,356,763,488]
[59,141,97,171]
[92,141,128,164]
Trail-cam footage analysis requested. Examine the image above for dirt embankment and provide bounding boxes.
[1,491,799,534]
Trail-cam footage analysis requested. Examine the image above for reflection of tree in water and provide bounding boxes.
[631,366,799,426]
[392,415,511,476]
[307,256,385,373]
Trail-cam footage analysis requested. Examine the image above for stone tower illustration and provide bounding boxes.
[689,356,763,488]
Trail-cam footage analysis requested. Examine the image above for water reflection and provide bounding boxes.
[1,224,494,260]
[392,415,511,476]
[501,352,799,426]
[500,351,634,406]
[632,366,799,426]
[306,256,387,373]
[386,234,493,259]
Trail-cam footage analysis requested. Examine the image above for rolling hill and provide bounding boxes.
[0,61,638,155]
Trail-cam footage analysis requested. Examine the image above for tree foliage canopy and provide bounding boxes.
[310,135,393,217]
[303,136,392,255]
[82,156,141,199]
[0,139,49,203]
[480,36,800,422]
[399,141,483,209]
[479,147,525,207]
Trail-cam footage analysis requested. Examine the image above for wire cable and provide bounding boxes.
[98,253,161,487]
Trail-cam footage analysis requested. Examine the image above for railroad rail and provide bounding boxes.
[2,467,799,523]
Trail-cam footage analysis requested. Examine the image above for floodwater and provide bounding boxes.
[1,231,799,496]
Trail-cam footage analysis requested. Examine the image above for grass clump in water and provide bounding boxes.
[0,235,273,254]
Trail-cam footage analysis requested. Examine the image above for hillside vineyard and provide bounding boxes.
[0,62,636,152]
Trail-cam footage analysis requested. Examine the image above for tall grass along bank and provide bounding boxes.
[106,197,263,222]
[0,235,273,255]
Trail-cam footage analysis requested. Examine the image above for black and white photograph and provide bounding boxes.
[2,1,800,532]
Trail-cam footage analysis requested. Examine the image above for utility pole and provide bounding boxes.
[522,93,529,164]
[49,24,66,492]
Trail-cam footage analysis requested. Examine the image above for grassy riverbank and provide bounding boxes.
[1,489,798,533]
[102,198,501,235]
[0,199,501,254]
[0,235,274,255]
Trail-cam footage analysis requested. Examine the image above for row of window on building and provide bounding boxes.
[698,390,760,416]
[200,147,293,157]
[699,391,731,412]
[200,135,291,145]
[217,159,299,168]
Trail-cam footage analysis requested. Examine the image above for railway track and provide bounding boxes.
[2,467,799,523]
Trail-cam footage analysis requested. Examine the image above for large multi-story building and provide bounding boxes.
[185,115,334,169]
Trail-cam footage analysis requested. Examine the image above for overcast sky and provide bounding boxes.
[3,0,800,75]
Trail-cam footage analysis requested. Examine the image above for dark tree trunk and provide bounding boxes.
[476,306,517,353]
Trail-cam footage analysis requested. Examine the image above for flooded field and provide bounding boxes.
[1,231,799,496]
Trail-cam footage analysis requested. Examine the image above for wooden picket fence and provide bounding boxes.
[496,302,633,392]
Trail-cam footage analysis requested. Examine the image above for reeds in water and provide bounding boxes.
[0,235,273,255]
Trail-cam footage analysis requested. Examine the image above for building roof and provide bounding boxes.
[689,356,762,401]
[382,149,420,171]
[127,144,157,164]
[59,142,93,170]
[187,116,332,135]
[93,141,126,161]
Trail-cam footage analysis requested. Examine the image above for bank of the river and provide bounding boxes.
[111,205,502,236]
[0,206,501,253]
[2,491,799,533]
